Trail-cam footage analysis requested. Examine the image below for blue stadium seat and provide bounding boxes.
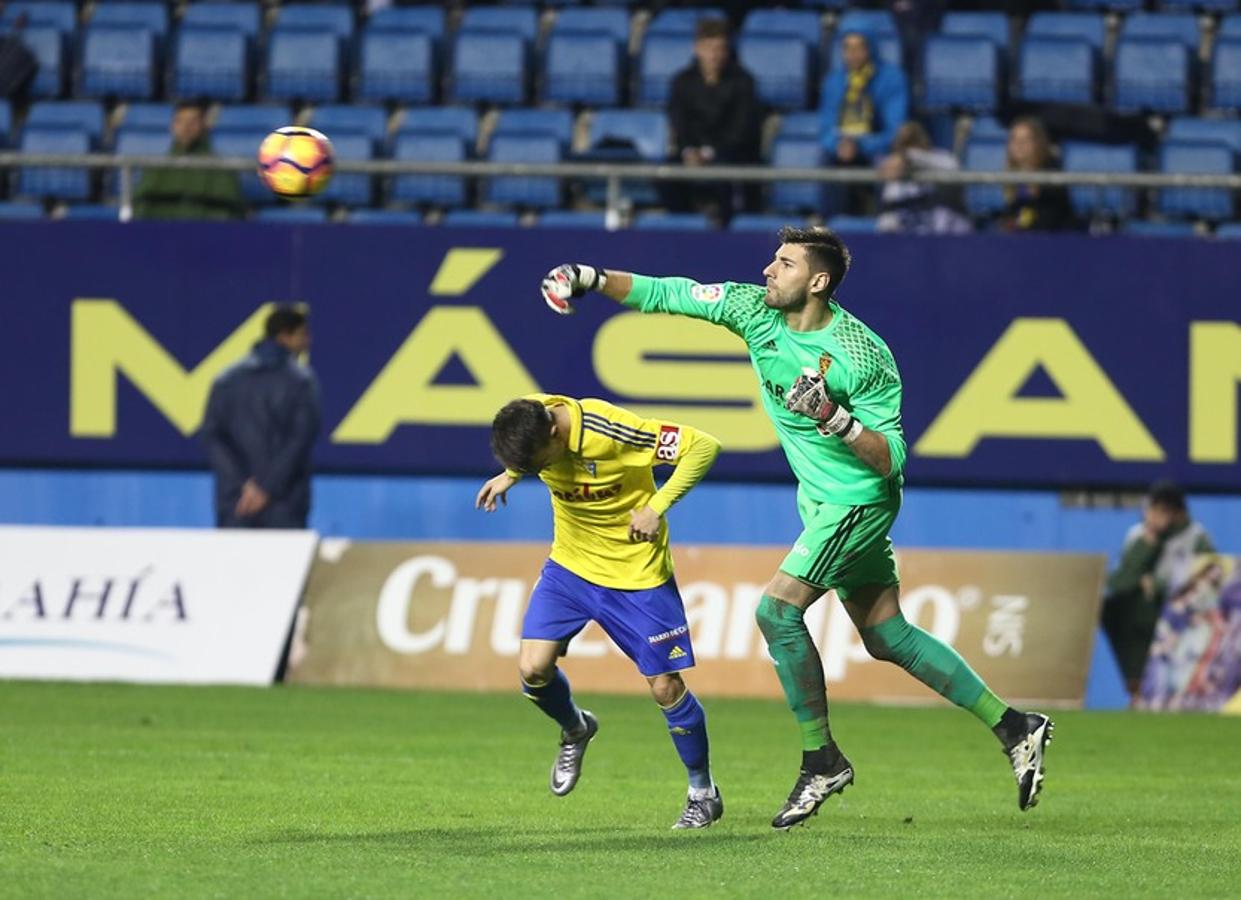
[633,212,713,230]
[60,203,119,220]
[1119,13,1200,51]
[0,201,45,219]
[19,27,67,99]
[398,107,478,148]
[737,35,811,110]
[1064,0,1142,10]
[357,30,433,103]
[1,1,76,35]
[316,132,372,207]
[922,34,999,112]
[26,101,105,145]
[111,127,171,196]
[777,112,820,140]
[18,126,91,200]
[741,9,822,48]
[273,4,354,41]
[0,99,9,147]
[349,209,423,226]
[969,116,1009,142]
[1222,15,1241,38]
[265,29,341,102]
[962,138,1008,217]
[941,12,1009,52]
[90,2,167,39]
[1160,141,1234,220]
[173,26,248,102]
[769,138,824,213]
[1214,221,1241,237]
[120,101,173,133]
[588,109,668,161]
[256,205,331,224]
[81,24,155,99]
[1062,141,1138,219]
[836,10,898,38]
[1114,39,1190,113]
[213,105,289,136]
[181,3,260,39]
[543,33,621,106]
[1026,13,1106,51]
[1212,38,1241,108]
[492,109,575,148]
[459,7,538,43]
[552,8,630,44]
[450,31,527,105]
[486,134,561,210]
[637,33,693,106]
[1159,0,1237,11]
[1018,37,1096,104]
[828,215,877,233]
[1123,219,1197,237]
[368,7,444,40]
[646,8,726,36]
[309,105,388,149]
[1166,117,1241,156]
[440,209,521,228]
[729,213,804,232]
[209,129,276,204]
[535,210,609,229]
[391,133,466,207]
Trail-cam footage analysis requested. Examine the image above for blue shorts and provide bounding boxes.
[522,559,696,677]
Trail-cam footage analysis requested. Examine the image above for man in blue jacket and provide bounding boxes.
[819,31,909,166]
[201,305,320,529]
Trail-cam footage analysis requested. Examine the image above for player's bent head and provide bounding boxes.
[491,400,555,474]
[777,225,851,300]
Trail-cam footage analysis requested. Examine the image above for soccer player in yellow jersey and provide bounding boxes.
[475,393,724,829]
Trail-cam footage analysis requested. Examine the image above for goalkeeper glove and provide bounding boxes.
[541,263,607,315]
[785,368,864,444]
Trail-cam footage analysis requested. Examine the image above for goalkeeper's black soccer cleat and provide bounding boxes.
[672,787,724,830]
[1004,712,1053,811]
[771,759,854,830]
[549,710,598,796]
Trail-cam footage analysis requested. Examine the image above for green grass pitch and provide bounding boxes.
[3,681,1239,898]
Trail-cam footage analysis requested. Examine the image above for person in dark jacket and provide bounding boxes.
[666,17,761,218]
[994,116,1078,233]
[201,305,320,529]
[133,99,244,221]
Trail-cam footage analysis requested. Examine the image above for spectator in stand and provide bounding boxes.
[133,99,244,221]
[1102,480,1216,702]
[201,305,320,529]
[666,17,761,220]
[993,117,1077,233]
[0,8,37,109]
[818,30,909,167]
[875,122,971,234]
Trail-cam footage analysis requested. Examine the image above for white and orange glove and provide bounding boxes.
[785,368,864,444]
[541,263,607,315]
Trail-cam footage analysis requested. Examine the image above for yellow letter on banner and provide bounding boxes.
[71,300,272,437]
[915,318,1164,460]
[333,307,540,442]
[592,312,778,452]
[1190,321,1241,463]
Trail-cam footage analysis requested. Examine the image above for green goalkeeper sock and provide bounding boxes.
[861,612,1008,728]
[756,595,831,752]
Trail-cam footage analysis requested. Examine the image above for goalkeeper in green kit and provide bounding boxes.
[540,227,1054,830]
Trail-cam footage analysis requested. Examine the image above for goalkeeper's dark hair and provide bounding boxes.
[778,225,851,299]
[264,304,308,339]
[1148,479,1187,512]
[491,399,553,474]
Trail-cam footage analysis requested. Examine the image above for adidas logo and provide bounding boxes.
[760,339,778,352]
[668,646,687,660]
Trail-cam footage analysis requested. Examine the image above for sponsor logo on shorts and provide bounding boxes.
[647,624,689,644]
[656,425,681,461]
[689,283,724,303]
[668,646,688,660]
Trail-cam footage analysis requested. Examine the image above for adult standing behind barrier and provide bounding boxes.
[1102,481,1215,702]
[133,99,244,221]
[201,306,320,529]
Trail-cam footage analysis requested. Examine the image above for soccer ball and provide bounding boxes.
[257,127,334,199]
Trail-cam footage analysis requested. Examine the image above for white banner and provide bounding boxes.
[0,526,318,685]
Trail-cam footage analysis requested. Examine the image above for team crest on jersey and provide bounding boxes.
[690,283,724,303]
[818,352,833,376]
[579,459,597,477]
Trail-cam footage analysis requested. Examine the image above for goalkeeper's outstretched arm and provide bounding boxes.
[540,263,632,312]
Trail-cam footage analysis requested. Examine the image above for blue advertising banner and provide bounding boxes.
[2,222,1238,489]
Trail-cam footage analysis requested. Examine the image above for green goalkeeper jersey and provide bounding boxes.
[624,275,906,507]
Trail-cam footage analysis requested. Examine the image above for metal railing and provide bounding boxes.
[2,151,1238,223]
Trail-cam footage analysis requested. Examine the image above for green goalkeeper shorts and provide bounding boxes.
[779,490,901,600]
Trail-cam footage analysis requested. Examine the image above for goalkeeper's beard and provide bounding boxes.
[764,285,807,311]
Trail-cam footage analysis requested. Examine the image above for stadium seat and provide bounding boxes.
[357,30,433,104]
[18,126,91,201]
[213,105,289,136]
[0,1,76,35]
[1119,13,1200,51]
[836,10,899,38]
[777,112,820,141]
[492,109,575,149]
[1064,0,1141,11]
[588,109,667,162]
[940,12,1009,53]
[969,116,1009,142]
[0,201,45,219]
[0,99,9,147]
[80,24,155,100]
[440,209,520,228]
[637,33,693,106]
[1166,117,1241,156]
[922,34,999,112]
[828,215,877,233]
[173,26,248,102]
[111,127,171,196]
[450,31,527,105]
[265,29,341,102]
[19,27,67,99]
[535,210,609,229]
[118,102,170,135]
[633,211,714,230]
[180,3,260,39]
[962,138,1008,218]
[459,7,539,43]
[646,8,726,36]
[1159,141,1234,220]
[729,213,803,232]
[1062,141,1138,220]
[397,107,478,149]
[90,2,168,39]
[1026,13,1106,52]
[25,101,105,145]
[1214,221,1241,237]
[315,132,372,207]
[1122,219,1196,236]
[1018,37,1096,104]
[740,9,822,48]
[349,209,423,226]
[737,35,811,110]
[368,7,444,40]
[1211,38,1241,108]
[769,137,825,213]
[209,129,277,204]
[552,8,630,44]
[543,33,622,106]
[391,133,467,207]
[309,105,388,150]
[272,4,354,42]
[1222,15,1241,39]
[1159,0,1237,11]
[60,203,119,220]
[1114,39,1191,113]
[486,134,561,210]
[255,205,330,224]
